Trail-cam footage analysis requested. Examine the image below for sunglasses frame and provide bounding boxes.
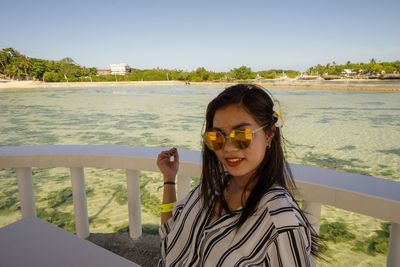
[203,125,268,151]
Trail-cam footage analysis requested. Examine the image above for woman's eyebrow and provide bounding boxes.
[232,122,252,129]
[211,122,252,131]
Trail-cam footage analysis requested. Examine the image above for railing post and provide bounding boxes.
[70,167,89,239]
[387,222,400,267]
[177,175,190,201]
[126,169,142,239]
[302,200,321,267]
[16,167,36,218]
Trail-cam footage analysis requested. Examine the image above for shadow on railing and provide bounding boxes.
[0,145,399,266]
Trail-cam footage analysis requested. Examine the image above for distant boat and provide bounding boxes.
[382,73,400,80]
[322,75,341,80]
[296,74,322,80]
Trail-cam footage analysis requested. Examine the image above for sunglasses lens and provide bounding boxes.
[204,131,225,151]
[230,129,252,149]
[204,128,254,151]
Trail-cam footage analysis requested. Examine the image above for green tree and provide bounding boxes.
[372,64,384,75]
[195,67,209,81]
[3,48,21,57]
[88,67,97,76]
[141,69,166,81]
[31,62,47,80]
[230,66,253,80]
[16,57,32,79]
[382,65,396,74]
[43,71,63,82]
[0,50,10,70]
[4,64,23,80]
[188,67,211,82]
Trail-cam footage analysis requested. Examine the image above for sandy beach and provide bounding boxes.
[0,79,399,92]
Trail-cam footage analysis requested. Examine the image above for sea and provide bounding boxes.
[1,84,399,180]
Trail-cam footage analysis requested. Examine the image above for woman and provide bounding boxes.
[157,84,319,266]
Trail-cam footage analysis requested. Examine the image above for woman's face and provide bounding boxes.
[212,104,273,182]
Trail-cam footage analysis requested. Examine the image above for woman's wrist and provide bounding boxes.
[163,174,176,183]
[158,180,177,191]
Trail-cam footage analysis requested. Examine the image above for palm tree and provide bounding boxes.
[17,57,32,80]
[0,51,8,70]
[0,49,14,71]
[4,64,19,80]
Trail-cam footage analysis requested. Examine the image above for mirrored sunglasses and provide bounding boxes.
[203,125,267,151]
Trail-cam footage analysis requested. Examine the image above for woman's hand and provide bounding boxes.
[157,147,179,182]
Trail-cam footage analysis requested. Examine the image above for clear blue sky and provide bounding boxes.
[1,0,399,71]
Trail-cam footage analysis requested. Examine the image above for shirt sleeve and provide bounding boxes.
[159,186,199,265]
[266,226,312,267]
[159,185,200,240]
[158,201,185,266]
[159,201,185,239]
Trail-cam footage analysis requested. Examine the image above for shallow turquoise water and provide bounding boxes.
[0,85,399,180]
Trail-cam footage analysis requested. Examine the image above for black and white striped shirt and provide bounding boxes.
[159,185,312,266]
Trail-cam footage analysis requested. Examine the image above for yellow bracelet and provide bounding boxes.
[160,202,176,213]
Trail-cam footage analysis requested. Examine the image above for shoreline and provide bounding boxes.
[0,80,399,92]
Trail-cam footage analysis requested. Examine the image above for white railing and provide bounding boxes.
[0,145,399,266]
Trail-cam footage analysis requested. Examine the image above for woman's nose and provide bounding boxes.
[223,136,238,152]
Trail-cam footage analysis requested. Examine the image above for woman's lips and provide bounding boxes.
[225,158,244,167]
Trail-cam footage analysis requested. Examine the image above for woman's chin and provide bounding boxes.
[226,168,250,179]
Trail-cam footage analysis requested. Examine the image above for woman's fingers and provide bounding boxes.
[158,148,177,159]
[157,148,179,166]
[158,150,172,159]
[168,148,176,162]
[156,148,179,181]
[172,148,179,162]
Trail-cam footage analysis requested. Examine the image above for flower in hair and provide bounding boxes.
[272,101,283,128]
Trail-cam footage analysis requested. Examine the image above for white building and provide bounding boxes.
[110,63,130,75]
[341,69,354,77]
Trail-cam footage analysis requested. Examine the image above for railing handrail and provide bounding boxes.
[0,145,201,176]
[1,145,399,224]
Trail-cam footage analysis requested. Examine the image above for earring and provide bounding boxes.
[266,143,271,149]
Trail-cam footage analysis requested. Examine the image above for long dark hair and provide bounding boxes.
[200,83,321,256]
